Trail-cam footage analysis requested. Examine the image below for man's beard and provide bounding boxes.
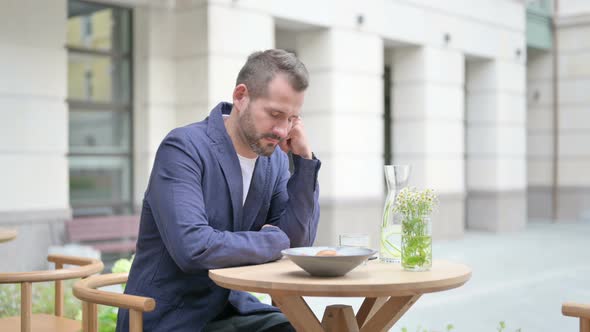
[239,106,283,157]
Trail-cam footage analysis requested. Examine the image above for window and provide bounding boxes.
[84,69,93,99]
[82,15,93,46]
[67,0,133,217]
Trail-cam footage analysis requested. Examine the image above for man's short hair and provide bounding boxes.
[236,49,309,100]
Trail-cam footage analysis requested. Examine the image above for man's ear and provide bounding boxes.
[232,84,249,112]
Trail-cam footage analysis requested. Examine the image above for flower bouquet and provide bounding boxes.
[393,187,438,271]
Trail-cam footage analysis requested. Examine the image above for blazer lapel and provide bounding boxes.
[207,103,243,231]
[241,156,269,231]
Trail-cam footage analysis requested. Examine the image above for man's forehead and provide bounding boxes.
[263,105,301,117]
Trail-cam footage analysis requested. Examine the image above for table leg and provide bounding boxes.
[359,294,421,332]
[321,305,359,332]
[356,297,389,328]
[272,294,324,332]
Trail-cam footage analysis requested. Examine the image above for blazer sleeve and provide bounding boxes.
[267,153,321,247]
[145,131,290,273]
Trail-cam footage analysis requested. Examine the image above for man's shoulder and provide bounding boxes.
[165,119,209,143]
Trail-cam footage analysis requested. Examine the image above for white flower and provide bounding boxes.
[393,187,439,217]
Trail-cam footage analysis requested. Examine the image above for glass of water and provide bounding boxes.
[339,234,370,248]
[339,234,372,265]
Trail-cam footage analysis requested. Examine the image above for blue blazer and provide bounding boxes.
[116,102,321,331]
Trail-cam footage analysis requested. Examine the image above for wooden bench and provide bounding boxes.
[65,215,140,255]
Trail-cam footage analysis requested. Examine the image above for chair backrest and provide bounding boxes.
[73,272,156,332]
[0,255,104,332]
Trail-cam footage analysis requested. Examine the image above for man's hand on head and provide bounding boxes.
[278,117,312,159]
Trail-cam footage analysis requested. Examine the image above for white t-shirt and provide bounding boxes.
[222,114,259,204]
[237,154,258,204]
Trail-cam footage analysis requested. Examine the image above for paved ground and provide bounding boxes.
[304,219,590,331]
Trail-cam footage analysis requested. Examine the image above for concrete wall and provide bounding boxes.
[131,0,529,244]
[269,0,527,243]
[0,0,70,271]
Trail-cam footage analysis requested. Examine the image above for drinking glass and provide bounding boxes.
[339,234,370,248]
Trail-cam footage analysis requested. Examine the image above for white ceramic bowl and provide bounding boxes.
[281,246,377,277]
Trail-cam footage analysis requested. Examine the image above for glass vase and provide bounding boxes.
[380,165,410,263]
[401,214,432,271]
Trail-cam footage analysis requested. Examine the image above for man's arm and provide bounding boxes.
[269,117,321,247]
[266,153,321,247]
[146,131,290,273]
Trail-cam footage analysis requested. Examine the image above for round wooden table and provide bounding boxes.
[210,259,471,332]
[0,228,17,243]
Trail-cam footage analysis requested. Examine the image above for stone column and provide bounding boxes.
[134,1,274,206]
[296,28,384,248]
[554,13,590,220]
[0,0,69,270]
[133,2,178,208]
[465,59,527,231]
[391,46,466,239]
[526,50,554,220]
[175,0,274,122]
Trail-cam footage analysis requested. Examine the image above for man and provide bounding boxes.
[116,49,321,332]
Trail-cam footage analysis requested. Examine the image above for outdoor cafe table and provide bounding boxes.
[210,258,471,332]
[0,228,17,243]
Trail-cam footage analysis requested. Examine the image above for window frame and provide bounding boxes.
[66,0,134,216]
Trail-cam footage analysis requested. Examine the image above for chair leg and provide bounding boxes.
[54,262,64,317]
[82,302,98,332]
[581,318,590,332]
[130,309,143,332]
[88,303,98,332]
[21,282,32,332]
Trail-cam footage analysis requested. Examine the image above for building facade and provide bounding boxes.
[1,0,589,270]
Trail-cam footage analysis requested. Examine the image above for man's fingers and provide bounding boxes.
[279,138,290,153]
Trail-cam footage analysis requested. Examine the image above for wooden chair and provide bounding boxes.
[563,302,590,332]
[73,272,155,332]
[0,254,104,332]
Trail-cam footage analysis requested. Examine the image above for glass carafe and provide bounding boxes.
[380,165,411,263]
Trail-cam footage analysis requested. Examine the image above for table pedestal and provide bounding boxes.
[272,295,421,332]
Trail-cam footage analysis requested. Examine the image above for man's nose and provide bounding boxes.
[272,123,289,139]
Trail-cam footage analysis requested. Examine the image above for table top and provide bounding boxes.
[0,228,17,243]
[210,259,471,297]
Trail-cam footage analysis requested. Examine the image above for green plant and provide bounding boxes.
[400,322,523,332]
[97,306,119,332]
[393,187,438,270]
[497,321,522,332]
[381,196,403,261]
[0,280,81,319]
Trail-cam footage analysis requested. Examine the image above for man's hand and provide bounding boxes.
[261,224,279,230]
[279,117,313,159]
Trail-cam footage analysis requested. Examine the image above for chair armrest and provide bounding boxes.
[563,302,590,320]
[74,273,156,312]
[0,255,103,283]
[47,254,101,267]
